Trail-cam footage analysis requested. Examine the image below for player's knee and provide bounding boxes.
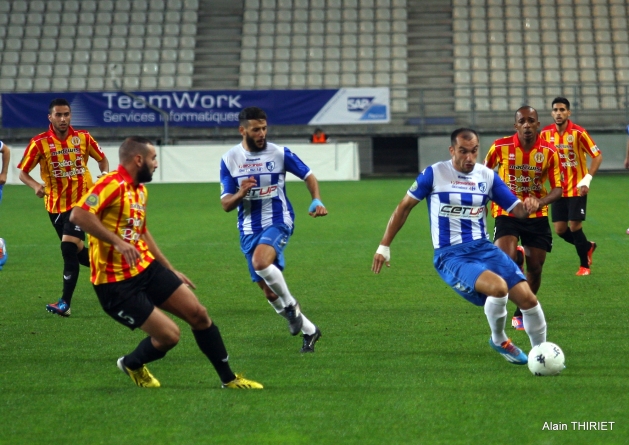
[188,303,211,330]
[157,326,181,350]
[486,279,509,298]
[252,257,272,271]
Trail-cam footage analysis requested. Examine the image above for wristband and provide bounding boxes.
[376,245,390,262]
[576,173,592,188]
[309,198,324,213]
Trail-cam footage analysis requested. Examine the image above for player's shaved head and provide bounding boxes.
[450,128,479,147]
[119,136,153,163]
[515,106,537,121]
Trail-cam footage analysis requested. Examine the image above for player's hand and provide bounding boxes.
[174,270,197,289]
[97,171,108,178]
[115,242,141,265]
[372,245,391,273]
[0,173,6,185]
[238,176,257,196]
[35,184,47,198]
[579,185,589,197]
[523,197,540,214]
[308,199,327,217]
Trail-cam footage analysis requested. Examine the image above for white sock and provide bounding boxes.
[267,297,284,314]
[301,314,316,335]
[255,265,297,308]
[521,303,547,347]
[484,296,508,345]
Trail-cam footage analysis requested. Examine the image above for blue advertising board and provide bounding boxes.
[1,88,390,128]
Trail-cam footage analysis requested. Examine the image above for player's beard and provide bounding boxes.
[137,160,154,183]
[246,134,267,152]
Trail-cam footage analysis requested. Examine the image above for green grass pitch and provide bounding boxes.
[0,176,627,444]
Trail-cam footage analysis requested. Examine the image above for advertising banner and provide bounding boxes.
[1,88,390,128]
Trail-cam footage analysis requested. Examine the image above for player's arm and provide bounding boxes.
[0,143,9,185]
[304,174,327,217]
[70,207,141,265]
[372,194,419,274]
[624,138,629,169]
[220,175,257,212]
[578,152,603,197]
[97,156,110,177]
[141,228,196,289]
[18,170,46,198]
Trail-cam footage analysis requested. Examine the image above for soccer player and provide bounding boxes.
[541,97,602,275]
[484,106,562,330]
[70,136,263,389]
[220,107,327,353]
[0,140,10,270]
[372,128,548,365]
[624,124,629,234]
[18,98,110,316]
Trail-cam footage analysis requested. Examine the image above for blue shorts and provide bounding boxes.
[433,238,526,306]
[240,224,292,282]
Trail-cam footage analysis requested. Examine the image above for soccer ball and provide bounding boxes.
[527,342,565,376]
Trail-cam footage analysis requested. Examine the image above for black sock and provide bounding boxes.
[192,323,236,384]
[513,307,523,317]
[572,228,590,268]
[558,230,575,245]
[77,247,90,267]
[61,241,80,305]
[124,337,167,370]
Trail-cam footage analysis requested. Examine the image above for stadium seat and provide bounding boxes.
[140,77,158,89]
[16,78,33,91]
[89,64,107,77]
[0,65,17,78]
[123,77,140,89]
[52,78,69,90]
[21,52,37,64]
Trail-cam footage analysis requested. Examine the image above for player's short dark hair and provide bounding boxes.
[239,107,267,127]
[450,128,479,147]
[552,97,570,110]
[48,98,71,114]
[119,136,153,163]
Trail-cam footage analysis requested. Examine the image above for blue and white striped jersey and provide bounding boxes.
[407,160,519,249]
[220,142,312,235]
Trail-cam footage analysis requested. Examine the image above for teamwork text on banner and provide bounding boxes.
[1,88,390,128]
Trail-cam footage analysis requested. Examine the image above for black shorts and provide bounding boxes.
[49,210,85,241]
[493,216,553,252]
[93,261,183,330]
[551,196,587,223]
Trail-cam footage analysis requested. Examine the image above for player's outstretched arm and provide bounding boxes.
[141,229,196,289]
[70,207,141,265]
[304,174,327,217]
[372,194,418,274]
[221,176,257,212]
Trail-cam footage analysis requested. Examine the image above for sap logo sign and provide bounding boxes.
[347,97,374,112]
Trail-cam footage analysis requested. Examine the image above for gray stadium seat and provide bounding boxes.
[52,78,69,90]
[0,78,16,91]
[140,77,158,89]
[16,78,34,91]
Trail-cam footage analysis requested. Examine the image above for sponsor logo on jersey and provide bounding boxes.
[478,182,487,193]
[266,161,276,171]
[438,203,485,219]
[85,193,99,207]
[409,180,418,192]
[246,185,279,200]
[347,97,374,112]
[591,145,600,154]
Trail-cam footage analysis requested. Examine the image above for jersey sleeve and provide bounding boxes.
[489,171,519,212]
[17,140,41,173]
[407,167,434,201]
[86,133,105,162]
[483,143,498,169]
[219,158,238,198]
[77,176,121,215]
[579,130,601,159]
[283,147,311,180]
